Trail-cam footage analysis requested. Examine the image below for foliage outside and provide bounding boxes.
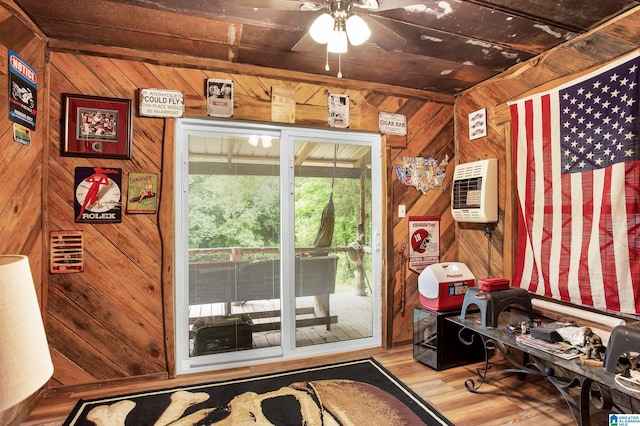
[188,174,371,289]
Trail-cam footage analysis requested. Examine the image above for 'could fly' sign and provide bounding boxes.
[139,89,184,118]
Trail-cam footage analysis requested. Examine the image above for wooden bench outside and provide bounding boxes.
[189,256,339,329]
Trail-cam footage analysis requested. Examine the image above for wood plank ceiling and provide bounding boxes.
[14,0,640,95]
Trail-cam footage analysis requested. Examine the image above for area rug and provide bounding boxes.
[64,357,451,425]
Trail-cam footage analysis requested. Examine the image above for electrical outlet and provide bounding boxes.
[398,205,406,218]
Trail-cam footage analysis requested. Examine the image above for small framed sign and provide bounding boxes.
[8,50,37,130]
[127,172,158,214]
[469,108,487,140]
[379,112,407,136]
[207,78,234,117]
[62,94,132,159]
[50,230,84,274]
[328,93,349,128]
[408,216,440,274]
[139,88,184,118]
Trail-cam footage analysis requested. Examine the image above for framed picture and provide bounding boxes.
[62,94,132,159]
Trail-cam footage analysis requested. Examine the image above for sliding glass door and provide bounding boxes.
[175,120,381,374]
[290,134,376,349]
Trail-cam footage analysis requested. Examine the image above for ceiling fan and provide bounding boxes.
[236,0,408,54]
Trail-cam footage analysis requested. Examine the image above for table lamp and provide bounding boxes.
[0,255,54,422]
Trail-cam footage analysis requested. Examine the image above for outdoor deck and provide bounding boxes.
[189,290,373,349]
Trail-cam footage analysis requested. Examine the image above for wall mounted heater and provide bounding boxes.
[451,158,497,223]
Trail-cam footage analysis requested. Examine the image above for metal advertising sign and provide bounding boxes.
[127,172,158,214]
[8,50,37,130]
[74,167,123,223]
[50,230,84,274]
[408,216,440,274]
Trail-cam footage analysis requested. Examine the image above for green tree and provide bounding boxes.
[189,172,371,286]
[189,175,279,249]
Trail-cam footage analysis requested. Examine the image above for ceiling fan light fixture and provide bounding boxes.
[327,15,348,53]
[346,14,371,46]
[327,29,348,53]
[307,4,372,77]
[309,13,333,44]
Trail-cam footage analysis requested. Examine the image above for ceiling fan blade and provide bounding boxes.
[363,16,406,51]
[234,0,309,11]
[291,32,318,52]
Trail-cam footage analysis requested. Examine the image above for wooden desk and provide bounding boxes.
[449,313,639,426]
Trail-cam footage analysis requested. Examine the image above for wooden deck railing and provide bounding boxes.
[188,244,371,297]
[189,245,355,260]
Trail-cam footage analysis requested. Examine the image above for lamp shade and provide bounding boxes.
[327,30,348,53]
[346,15,371,46]
[0,255,53,411]
[309,13,333,44]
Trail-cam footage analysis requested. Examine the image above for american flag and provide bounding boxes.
[509,50,640,315]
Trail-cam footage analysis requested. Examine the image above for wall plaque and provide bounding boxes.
[139,88,184,118]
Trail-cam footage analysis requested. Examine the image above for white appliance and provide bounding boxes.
[451,158,498,223]
[418,262,475,311]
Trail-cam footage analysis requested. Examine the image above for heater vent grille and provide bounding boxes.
[451,159,497,223]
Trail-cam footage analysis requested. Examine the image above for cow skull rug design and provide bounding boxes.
[64,358,451,425]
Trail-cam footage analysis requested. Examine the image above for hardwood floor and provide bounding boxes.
[24,344,602,426]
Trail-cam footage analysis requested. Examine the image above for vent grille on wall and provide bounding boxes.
[451,158,497,223]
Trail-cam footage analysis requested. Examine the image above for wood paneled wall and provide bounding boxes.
[0,2,48,423]
[388,102,455,346]
[454,7,640,286]
[43,46,453,389]
[0,1,46,294]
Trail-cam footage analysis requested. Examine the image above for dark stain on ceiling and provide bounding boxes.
[13,0,640,95]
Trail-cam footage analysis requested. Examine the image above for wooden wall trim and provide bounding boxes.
[382,143,393,349]
[502,122,516,281]
[160,119,176,377]
[40,33,51,319]
[46,38,455,105]
[2,0,48,43]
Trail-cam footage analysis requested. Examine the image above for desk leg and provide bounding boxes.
[458,328,613,426]
[461,334,554,393]
[532,358,612,426]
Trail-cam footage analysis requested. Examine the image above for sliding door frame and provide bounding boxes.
[174,118,382,374]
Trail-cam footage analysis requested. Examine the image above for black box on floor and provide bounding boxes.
[192,314,253,356]
[413,307,485,370]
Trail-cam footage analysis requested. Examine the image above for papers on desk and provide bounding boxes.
[516,335,583,360]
